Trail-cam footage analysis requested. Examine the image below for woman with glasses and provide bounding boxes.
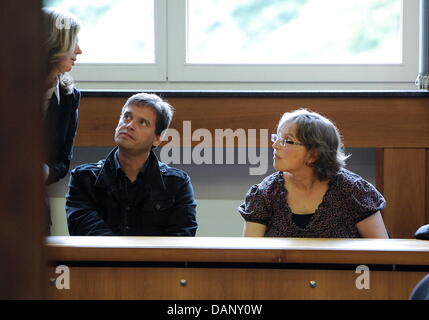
[238,109,389,238]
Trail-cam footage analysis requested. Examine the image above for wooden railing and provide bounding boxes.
[46,236,429,300]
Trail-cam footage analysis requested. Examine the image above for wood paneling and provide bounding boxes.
[376,148,384,193]
[76,97,124,147]
[47,266,426,300]
[383,149,427,238]
[0,0,45,299]
[76,96,429,148]
[427,149,429,225]
[46,237,429,300]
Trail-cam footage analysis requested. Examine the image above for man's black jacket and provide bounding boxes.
[66,148,198,236]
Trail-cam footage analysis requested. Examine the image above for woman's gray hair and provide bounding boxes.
[277,108,350,181]
[42,7,81,94]
[123,93,174,136]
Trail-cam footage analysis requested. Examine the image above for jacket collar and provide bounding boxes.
[94,147,167,192]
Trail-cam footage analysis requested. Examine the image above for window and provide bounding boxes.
[46,0,155,63]
[187,0,402,65]
[44,0,166,81]
[44,0,419,84]
[170,0,418,82]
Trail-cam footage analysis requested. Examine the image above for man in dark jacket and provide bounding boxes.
[66,93,197,236]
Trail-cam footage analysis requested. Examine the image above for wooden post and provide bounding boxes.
[382,149,427,238]
[0,0,45,299]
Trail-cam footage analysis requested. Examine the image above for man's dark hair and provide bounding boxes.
[123,93,174,136]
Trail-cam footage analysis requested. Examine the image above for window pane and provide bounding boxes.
[187,0,401,64]
[44,0,155,63]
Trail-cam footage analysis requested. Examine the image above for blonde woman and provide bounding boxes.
[239,109,389,238]
[42,8,82,184]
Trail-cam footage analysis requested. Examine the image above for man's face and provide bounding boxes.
[114,104,161,154]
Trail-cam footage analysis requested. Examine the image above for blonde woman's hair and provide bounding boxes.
[42,7,80,94]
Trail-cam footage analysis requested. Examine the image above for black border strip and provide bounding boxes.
[48,260,429,272]
[81,90,429,98]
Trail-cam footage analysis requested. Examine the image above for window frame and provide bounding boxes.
[70,0,167,82]
[168,0,419,83]
[70,0,420,84]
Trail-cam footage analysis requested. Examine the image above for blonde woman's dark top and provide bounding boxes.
[45,87,80,184]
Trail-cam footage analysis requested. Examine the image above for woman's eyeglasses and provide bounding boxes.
[271,134,305,147]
